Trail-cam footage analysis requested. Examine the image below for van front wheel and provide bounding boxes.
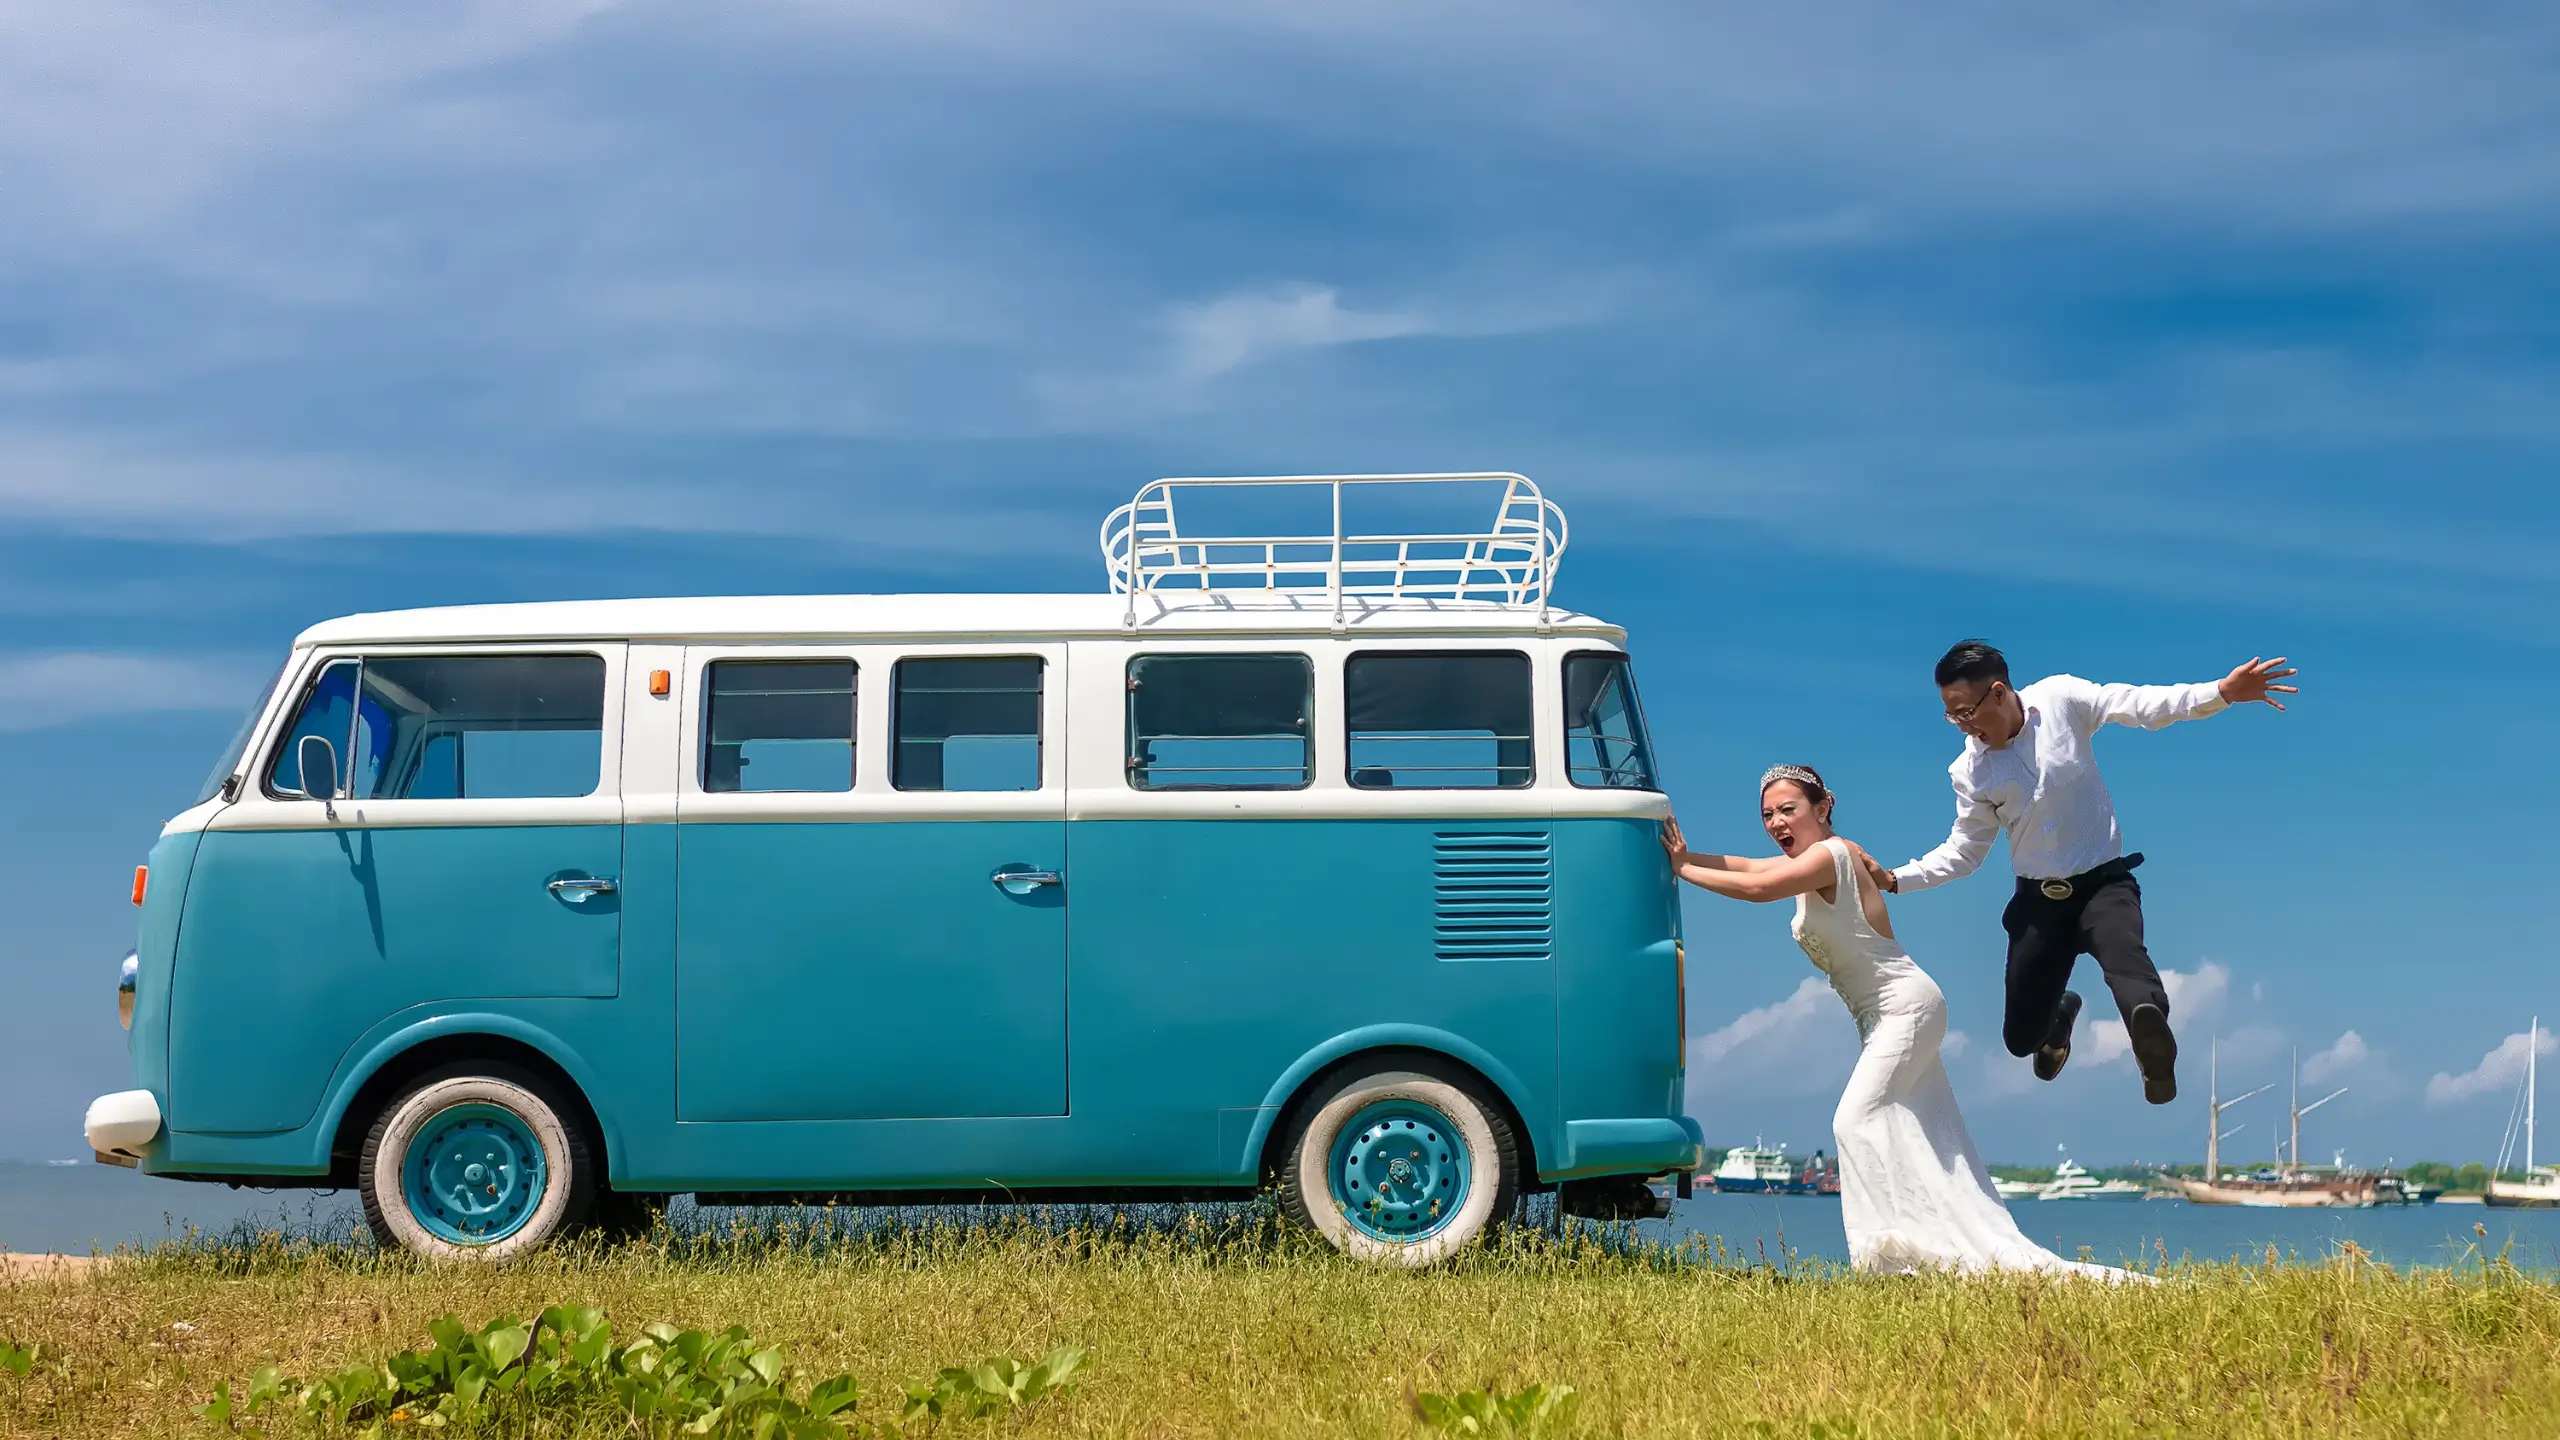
[359,1066,594,1260]
[1277,1060,1519,1264]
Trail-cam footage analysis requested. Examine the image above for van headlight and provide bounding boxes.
[117,952,137,1030]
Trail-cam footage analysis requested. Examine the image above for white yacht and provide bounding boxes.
[2036,1151,2148,1201]
[2487,1017,2560,1210]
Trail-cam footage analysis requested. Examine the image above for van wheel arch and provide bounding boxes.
[1258,1046,1540,1189]
[329,1034,612,1191]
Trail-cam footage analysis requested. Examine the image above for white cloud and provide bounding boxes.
[2088,961,2230,1065]
[0,651,269,733]
[2427,1027,2559,1106]
[1942,1029,1971,1060]
[1684,974,1859,1113]
[1167,285,1432,381]
[2302,1031,2369,1087]
[1691,976,1833,1070]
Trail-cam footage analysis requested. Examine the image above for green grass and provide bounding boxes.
[4,1209,2558,1438]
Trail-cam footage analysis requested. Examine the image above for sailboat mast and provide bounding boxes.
[2288,1047,2299,1175]
[2531,1016,2540,1176]
[2206,1041,2220,1182]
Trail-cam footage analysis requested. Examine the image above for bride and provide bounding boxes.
[1665,764,2143,1280]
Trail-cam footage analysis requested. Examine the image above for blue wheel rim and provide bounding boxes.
[401,1103,548,1246]
[1328,1098,1472,1243]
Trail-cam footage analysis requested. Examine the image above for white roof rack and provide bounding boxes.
[1100,472,1569,627]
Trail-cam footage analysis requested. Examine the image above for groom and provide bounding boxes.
[1869,641,2298,1105]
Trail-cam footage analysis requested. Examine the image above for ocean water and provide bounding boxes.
[1644,1189,2560,1272]
[6,1161,2557,1270]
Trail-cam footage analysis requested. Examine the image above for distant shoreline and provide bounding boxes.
[0,1254,115,1282]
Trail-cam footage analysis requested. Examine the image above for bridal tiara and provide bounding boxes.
[1760,764,1827,794]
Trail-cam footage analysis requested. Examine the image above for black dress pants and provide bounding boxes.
[2000,861,2171,1058]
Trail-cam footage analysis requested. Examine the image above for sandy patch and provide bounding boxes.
[0,1254,117,1283]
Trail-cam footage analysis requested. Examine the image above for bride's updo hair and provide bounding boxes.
[1759,763,1835,823]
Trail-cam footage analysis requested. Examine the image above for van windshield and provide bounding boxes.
[195,659,289,805]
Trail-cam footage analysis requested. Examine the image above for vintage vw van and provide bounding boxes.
[87,474,1698,1262]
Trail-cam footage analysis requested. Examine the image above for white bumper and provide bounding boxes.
[85,1089,163,1160]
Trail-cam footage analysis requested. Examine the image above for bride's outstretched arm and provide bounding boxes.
[1661,819,1839,903]
[1660,816,1780,873]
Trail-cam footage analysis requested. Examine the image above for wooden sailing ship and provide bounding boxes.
[2158,1041,2433,1208]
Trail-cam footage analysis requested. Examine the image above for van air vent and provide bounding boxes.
[1432,831,1554,962]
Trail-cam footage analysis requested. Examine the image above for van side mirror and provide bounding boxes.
[297,735,341,801]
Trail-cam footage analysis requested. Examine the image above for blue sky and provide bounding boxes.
[3,2,2556,1169]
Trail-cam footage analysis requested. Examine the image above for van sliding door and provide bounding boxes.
[673,642,1069,1122]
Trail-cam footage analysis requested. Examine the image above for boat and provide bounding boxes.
[1709,1140,1828,1195]
[2486,1017,2560,1210]
[1796,1150,1841,1197]
[1991,1176,2043,1201]
[2160,1040,2431,1207]
[2037,1151,2148,1201]
[2166,1164,2428,1208]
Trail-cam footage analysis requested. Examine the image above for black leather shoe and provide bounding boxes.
[2033,990,2083,1082]
[2128,1002,2178,1105]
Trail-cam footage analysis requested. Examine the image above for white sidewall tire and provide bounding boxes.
[361,1072,584,1262]
[1287,1070,1508,1266]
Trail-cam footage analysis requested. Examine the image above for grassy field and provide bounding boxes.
[4,1211,2558,1438]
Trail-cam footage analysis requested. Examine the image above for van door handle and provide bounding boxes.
[990,869,1061,895]
[548,877,617,902]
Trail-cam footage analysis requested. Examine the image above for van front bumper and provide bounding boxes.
[1551,1115,1705,1181]
[86,1089,163,1164]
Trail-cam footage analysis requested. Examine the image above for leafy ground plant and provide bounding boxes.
[195,1307,1080,1438]
[1411,1381,1580,1436]
[901,1349,1087,1425]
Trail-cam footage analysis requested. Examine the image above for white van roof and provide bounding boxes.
[295,592,1625,648]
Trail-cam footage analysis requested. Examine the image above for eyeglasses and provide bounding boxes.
[1944,682,2005,726]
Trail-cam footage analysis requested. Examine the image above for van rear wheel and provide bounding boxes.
[359,1065,594,1260]
[1277,1058,1519,1264]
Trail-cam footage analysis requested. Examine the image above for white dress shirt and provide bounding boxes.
[1892,674,2227,891]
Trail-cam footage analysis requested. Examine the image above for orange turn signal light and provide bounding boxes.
[131,866,148,907]
[649,669,671,697]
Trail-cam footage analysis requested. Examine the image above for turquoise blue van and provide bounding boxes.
[87,474,1698,1263]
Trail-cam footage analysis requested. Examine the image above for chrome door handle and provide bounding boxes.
[990,869,1061,895]
[547,877,617,902]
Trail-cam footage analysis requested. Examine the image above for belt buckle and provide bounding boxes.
[2039,878,2075,901]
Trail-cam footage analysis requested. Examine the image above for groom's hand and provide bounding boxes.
[2218,656,2300,710]
[1847,842,1897,894]
[1660,816,1688,862]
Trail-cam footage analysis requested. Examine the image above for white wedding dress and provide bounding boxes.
[1791,836,2140,1280]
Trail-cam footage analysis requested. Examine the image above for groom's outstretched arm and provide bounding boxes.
[1887,777,1998,894]
[2081,657,2298,733]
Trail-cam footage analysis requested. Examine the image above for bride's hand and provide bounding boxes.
[1660,816,1688,862]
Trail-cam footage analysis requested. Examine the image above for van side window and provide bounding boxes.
[1563,652,1659,790]
[1126,653,1313,790]
[1344,651,1533,789]
[893,657,1042,792]
[267,654,606,801]
[351,655,607,799]
[703,660,856,793]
